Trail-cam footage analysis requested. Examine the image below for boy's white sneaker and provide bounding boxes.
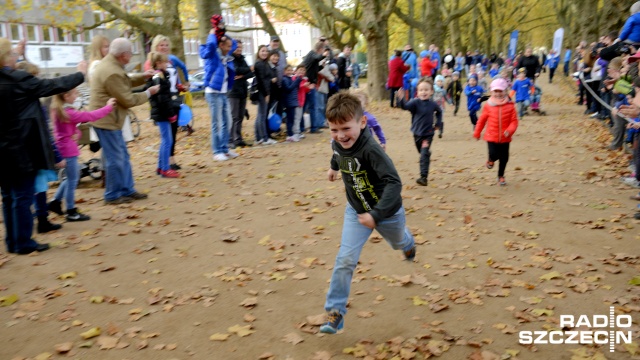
[213,154,228,162]
[264,138,278,145]
[226,150,239,159]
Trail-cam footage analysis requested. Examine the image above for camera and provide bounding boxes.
[618,44,632,55]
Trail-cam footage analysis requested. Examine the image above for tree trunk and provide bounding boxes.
[449,17,463,52]
[423,0,445,46]
[366,24,389,101]
[470,6,479,52]
[197,0,221,45]
[408,0,415,49]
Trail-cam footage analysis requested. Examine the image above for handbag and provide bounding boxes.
[249,78,259,103]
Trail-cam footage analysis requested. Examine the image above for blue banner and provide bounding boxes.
[508,30,519,59]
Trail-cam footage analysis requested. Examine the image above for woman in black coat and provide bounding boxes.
[0,38,87,254]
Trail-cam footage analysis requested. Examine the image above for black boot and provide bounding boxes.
[37,215,62,233]
[48,199,64,215]
[66,208,91,222]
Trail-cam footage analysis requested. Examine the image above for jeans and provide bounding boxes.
[488,142,510,177]
[254,93,269,142]
[516,100,530,117]
[316,91,328,127]
[414,135,434,177]
[610,115,627,149]
[205,92,231,155]
[324,204,414,315]
[94,128,136,201]
[469,110,478,127]
[549,67,556,83]
[34,191,48,218]
[564,61,570,77]
[285,106,297,136]
[293,107,303,135]
[1,174,38,253]
[54,156,79,210]
[157,121,173,171]
[353,75,359,88]
[304,88,318,132]
[390,87,401,107]
[229,96,247,144]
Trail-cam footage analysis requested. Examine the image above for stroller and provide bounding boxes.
[58,124,103,182]
[530,85,546,115]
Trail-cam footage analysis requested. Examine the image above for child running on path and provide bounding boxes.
[473,78,519,186]
[465,74,484,127]
[320,92,416,334]
[49,89,115,221]
[397,80,443,186]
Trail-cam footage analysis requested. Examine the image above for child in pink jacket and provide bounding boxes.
[48,88,115,221]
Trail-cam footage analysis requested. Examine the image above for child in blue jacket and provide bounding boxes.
[281,65,303,141]
[465,74,483,127]
[512,68,534,117]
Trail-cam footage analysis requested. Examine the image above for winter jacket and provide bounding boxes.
[420,58,437,77]
[228,53,254,99]
[388,57,409,88]
[473,99,519,143]
[199,34,237,92]
[519,55,541,79]
[365,111,386,145]
[54,104,113,158]
[293,76,311,107]
[145,70,178,122]
[302,51,324,84]
[254,60,274,97]
[546,54,560,69]
[397,97,443,137]
[619,12,640,43]
[465,84,484,112]
[447,79,462,100]
[281,75,303,108]
[0,67,84,180]
[335,54,351,89]
[402,50,419,79]
[89,54,148,130]
[143,54,189,89]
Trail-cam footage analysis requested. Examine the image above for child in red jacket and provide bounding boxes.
[473,78,518,186]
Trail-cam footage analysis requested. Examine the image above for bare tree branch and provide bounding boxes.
[81,15,118,31]
[311,0,363,32]
[382,0,400,19]
[91,0,163,35]
[444,0,477,25]
[266,2,317,26]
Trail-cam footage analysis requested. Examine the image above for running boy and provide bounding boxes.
[465,74,484,127]
[397,79,443,186]
[320,92,416,334]
[447,71,463,116]
[473,78,519,186]
[512,68,534,117]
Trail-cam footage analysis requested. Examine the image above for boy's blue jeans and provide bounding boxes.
[157,121,173,171]
[54,156,79,210]
[324,205,415,315]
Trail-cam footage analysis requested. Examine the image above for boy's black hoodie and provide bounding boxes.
[397,97,443,136]
[330,125,402,224]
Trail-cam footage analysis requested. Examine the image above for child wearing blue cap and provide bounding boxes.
[465,74,484,128]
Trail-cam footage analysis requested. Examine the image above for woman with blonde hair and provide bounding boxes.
[88,35,110,80]
[143,35,191,170]
[0,38,87,254]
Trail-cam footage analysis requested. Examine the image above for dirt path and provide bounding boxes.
[0,78,638,360]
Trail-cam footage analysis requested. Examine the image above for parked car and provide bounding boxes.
[359,64,368,78]
[189,71,205,93]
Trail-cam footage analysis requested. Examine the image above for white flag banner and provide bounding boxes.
[553,28,564,55]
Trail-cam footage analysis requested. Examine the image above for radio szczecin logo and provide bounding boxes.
[519,307,633,352]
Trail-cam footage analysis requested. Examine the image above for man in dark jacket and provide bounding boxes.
[302,42,326,133]
[519,47,541,81]
[0,38,87,254]
[228,41,254,148]
[336,46,352,90]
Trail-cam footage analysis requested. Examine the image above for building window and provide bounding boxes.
[69,31,81,43]
[26,25,38,42]
[57,28,67,42]
[10,24,22,41]
[0,23,6,38]
[42,25,53,42]
[84,30,92,43]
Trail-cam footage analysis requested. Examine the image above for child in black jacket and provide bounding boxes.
[447,71,463,116]
[146,52,179,178]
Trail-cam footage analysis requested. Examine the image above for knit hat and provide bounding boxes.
[435,75,445,83]
[329,63,338,71]
[452,71,460,76]
[469,74,478,81]
[420,50,430,58]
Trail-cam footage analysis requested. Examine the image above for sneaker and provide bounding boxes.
[255,139,264,146]
[156,168,162,175]
[622,177,640,188]
[486,160,494,169]
[292,134,301,142]
[104,197,134,205]
[310,129,323,134]
[438,133,443,139]
[264,139,278,145]
[125,192,148,200]
[226,150,239,159]
[48,199,64,216]
[170,163,182,170]
[498,176,507,186]
[66,208,90,222]
[286,136,295,142]
[214,153,229,161]
[589,112,599,118]
[320,311,344,334]
[161,169,181,178]
[416,177,428,186]
[404,246,416,261]
[299,133,306,139]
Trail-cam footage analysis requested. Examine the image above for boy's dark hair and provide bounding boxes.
[326,91,364,124]
[269,49,280,57]
[419,77,434,85]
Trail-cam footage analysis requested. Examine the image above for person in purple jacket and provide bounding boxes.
[354,91,387,150]
[48,88,115,221]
